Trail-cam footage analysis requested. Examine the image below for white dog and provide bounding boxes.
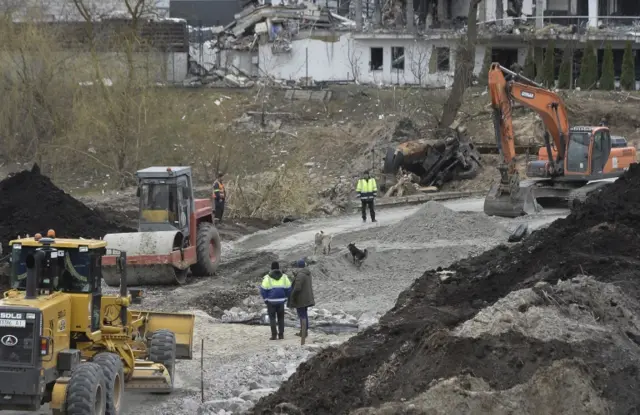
[314,231,332,255]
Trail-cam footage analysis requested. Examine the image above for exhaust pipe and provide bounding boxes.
[24,252,41,299]
[117,251,128,325]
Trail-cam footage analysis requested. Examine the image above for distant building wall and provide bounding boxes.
[170,0,241,27]
[257,33,475,86]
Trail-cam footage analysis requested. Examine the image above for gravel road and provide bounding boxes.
[11,198,569,415]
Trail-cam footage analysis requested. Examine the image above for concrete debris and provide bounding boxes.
[219,295,371,331]
[381,125,482,193]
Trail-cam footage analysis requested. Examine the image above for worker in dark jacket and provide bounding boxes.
[212,172,226,224]
[260,262,292,340]
[288,262,315,339]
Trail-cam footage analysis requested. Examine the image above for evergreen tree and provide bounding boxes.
[534,47,544,82]
[543,40,556,88]
[523,46,536,79]
[578,42,597,90]
[620,41,636,91]
[478,47,492,86]
[557,48,572,89]
[599,41,615,90]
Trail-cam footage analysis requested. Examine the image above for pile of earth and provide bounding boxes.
[378,200,508,243]
[251,163,640,414]
[0,165,132,253]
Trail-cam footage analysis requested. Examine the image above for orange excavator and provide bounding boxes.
[484,63,637,217]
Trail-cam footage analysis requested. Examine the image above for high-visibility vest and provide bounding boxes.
[260,274,291,303]
[356,178,377,200]
[213,180,226,200]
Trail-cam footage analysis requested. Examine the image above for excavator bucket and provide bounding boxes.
[483,182,541,218]
[102,231,192,287]
[131,310,195,359]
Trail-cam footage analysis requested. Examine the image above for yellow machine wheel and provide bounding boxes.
[65,363,107,415]
[148,329,177,394]
[93,353,125,415]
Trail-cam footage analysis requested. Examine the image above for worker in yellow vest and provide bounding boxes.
[356,170,377,223]
[260,262,292,340]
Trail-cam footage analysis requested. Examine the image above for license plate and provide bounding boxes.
[0,319,26,328]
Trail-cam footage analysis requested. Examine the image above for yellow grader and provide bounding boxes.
[0,235,195,414]
[101,166,222,287]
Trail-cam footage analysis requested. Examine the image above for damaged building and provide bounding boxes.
[202,0,640,88]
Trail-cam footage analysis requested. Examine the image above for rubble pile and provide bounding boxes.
[382,125,482,192]
[251,163,640,414]
[0,165,132,252]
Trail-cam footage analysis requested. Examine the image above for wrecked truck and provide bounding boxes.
[382,128,482,189]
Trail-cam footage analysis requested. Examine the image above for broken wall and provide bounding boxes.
[481,0,533,23]
[258,33,352,81]
[220,49,258,77]
[258,32,489,86]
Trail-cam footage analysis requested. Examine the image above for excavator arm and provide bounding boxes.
[484,63,571,217]
[488,63,570,175]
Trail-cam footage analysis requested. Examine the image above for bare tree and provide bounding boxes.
[438,0,482,128]
[407,42,429,85]
[347,40,363,83]
[71,0,160,186]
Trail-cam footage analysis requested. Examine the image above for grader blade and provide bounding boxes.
[102,231,195,287]
[127,361,173,393]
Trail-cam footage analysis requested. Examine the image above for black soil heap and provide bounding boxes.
[252,164,640,415]
[0,165,132,252]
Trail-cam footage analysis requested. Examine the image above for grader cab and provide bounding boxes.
[0,235,194,414]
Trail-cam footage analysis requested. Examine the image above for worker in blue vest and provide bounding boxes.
[356,170,378,223]
[260,262,292,340]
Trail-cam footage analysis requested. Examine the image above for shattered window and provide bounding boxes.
[436,47,450,72]
[370,47,383,71]
[391,47,405,71]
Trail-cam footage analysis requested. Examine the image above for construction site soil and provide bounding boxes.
[251,164,640,414]
[0,166,131,253]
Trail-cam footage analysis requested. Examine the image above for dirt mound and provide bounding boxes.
[379,201,508,242]
[0,166,132,252]
[251,163,640,414]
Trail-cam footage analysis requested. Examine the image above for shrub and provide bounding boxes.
[578,42,597,90]
[599,41,615,90]
[557,49,572,89]
[523,46,536,79]
[620,41,636,91]
[543,40,556,88]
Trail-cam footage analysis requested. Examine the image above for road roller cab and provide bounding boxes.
[102,166,222,287]
[1,236,195,414]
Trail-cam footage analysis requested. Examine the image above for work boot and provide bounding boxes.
[362,218,366,223]
[372,219,377,223]
[278,333,284,340]
[270,334,277,340]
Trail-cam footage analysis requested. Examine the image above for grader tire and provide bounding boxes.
[149,329,177,394]
[190,222,222,276]
[65,363,107,415]
[93,353,125,415]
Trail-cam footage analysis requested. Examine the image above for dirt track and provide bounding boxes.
[113,198,567,415]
